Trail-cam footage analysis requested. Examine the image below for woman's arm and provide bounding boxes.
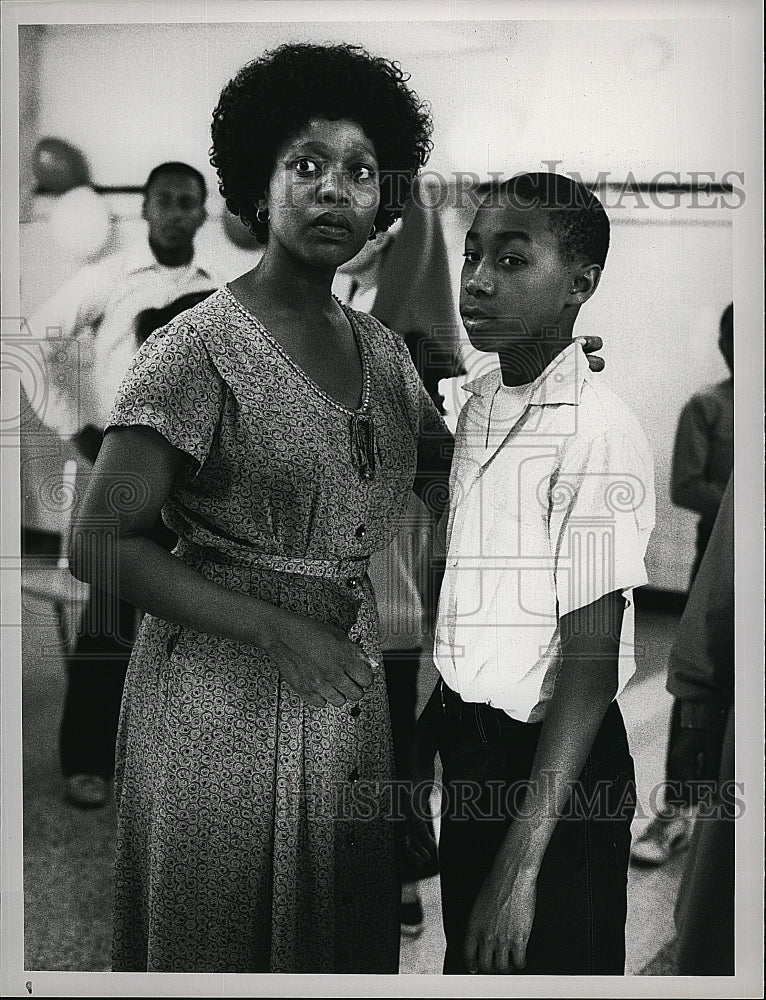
[462,589,624,974]
[70,425,374,709]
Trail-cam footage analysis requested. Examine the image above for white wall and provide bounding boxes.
[18,18,737,589]
[28,19,734,186]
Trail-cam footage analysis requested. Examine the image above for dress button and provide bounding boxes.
[347,577,359,589]
[355,524,366,539]
[348,769,360,782]
[349,705,361,718]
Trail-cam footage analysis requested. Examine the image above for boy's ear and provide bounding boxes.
[571,264,602,304]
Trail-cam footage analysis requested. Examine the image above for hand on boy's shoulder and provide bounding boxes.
[577,335,604,373]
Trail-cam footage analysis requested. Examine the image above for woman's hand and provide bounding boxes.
[578,335,605,372]
[463,855,539,974]
[264,609,375,709]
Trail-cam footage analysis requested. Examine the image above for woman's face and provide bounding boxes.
[264,117,380,270]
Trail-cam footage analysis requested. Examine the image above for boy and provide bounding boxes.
[426,172,655,974]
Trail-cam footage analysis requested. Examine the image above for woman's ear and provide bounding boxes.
[571,264,602,304]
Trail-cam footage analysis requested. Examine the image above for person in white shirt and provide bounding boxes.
[23,162,216,807]
[421,172,655,974]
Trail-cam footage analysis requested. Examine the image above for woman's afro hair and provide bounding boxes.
[210,42,434,243]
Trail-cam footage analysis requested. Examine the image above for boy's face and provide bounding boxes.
[460,200,576,356]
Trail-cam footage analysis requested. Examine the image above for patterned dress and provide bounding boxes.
[106,286,448,973]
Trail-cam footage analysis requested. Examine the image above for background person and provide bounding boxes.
[631,302,733,866]
[669,474,735,974]
[22,162,216,808]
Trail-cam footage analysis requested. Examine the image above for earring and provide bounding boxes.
[368,224,377,241]
[256,205,269,225]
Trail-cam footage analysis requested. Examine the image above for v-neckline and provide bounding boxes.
[222,284,370,415]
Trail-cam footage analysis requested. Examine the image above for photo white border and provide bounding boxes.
[2,0,763,996]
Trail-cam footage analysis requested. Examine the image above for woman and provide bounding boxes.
[70,42,445,974]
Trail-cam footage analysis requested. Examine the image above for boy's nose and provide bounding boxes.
[465,270,493,296]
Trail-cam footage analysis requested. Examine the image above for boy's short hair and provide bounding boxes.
[495,171,610,270]
[144,162,207,201]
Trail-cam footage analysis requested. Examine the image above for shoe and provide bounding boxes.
[400,897,424,938]
[630,813,692,867]
[65,774,108,809]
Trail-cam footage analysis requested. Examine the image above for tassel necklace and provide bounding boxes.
[350,413,377,481]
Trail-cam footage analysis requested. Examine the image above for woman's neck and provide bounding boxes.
[248,242,337,316]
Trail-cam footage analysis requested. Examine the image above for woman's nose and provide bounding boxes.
[318,167,351,204]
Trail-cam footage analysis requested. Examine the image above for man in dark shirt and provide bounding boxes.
[671,303,734,581]
[631,303,733,866]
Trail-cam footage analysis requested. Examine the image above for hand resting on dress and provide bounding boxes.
[69,424,373,713]
[262,609,374,709]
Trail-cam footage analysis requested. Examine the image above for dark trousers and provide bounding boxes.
[59,516,176,778]
[383,648,420,780]
[59,587,137,778]
[664,516,723,806]
[429,682,636,975]
[383,648,439,883]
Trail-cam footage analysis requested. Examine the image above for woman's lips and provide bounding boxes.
[312,214,352,240]
[311,223,352,240]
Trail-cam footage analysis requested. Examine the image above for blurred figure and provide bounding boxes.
[23,162,216,808]
[631,303,733,865]
[672,303,734,583]
[669,475,734,974]
[335,185,464,935]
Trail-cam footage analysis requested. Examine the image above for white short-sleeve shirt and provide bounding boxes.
[22,242,218,437]
[433,341,656,723]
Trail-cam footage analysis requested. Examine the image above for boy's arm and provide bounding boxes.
[463,589,624,975]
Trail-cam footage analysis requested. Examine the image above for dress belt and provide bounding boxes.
[174,538,370,583]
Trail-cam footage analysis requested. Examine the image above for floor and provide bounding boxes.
[16,563,684,975]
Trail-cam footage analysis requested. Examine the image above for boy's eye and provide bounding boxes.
[294,158,319,175]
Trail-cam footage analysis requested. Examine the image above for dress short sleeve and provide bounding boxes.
[105,319,225,477]
[551,429,656,618]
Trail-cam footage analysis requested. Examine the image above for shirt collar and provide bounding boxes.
[463,340,589,407]
[122,241,215,280]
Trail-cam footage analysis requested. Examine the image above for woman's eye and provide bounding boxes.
[353,165,376,182]
[500,254,525,266]
[294,158,318,175]
[462,250,479,263]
